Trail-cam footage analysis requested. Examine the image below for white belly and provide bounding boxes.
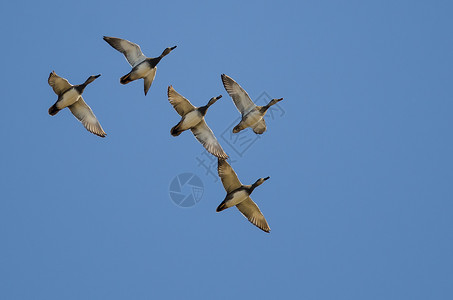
[243,110,263,127]
[57,89,80,109]
[179,110,202,130]
[131,63,152,79]
[225,190,249,208]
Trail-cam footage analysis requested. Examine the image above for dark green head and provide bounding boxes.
[161,45,177,57]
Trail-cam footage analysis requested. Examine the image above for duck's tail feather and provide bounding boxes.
[171,124,183,136]
[216,202,227,212]
[120,73,132,84]
[48,104,60,116]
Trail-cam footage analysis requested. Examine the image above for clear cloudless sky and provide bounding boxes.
[0,0,452,299]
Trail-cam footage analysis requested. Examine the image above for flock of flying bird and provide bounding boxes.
[47,36,284,233]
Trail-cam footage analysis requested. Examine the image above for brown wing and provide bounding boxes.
[144,67,157,95]
[221,74,255,115]
[252,118,267,134]
[48,71,72,95]
[191,121,228,159]
[68,97,106,137]
[217,158,241,193]
[236,197,271,233]
[103,36,146,67]
[167,86,196,116]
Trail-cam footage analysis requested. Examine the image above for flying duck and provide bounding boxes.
[216,158,270,232]
[103,36,176,95]
[167,86,228,159]
[221,74,283,134]
[48,71,106,137]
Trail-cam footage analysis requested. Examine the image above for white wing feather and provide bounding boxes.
[103,36,147,67]
[68,97,106,137]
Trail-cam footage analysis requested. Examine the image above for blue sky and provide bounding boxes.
[1,0,452,299]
